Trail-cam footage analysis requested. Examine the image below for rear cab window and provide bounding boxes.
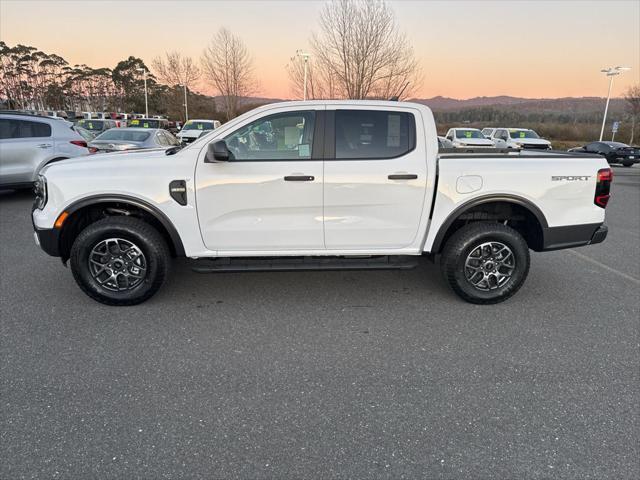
[333,110,415,159]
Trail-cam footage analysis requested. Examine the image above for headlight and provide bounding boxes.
[33,174,47,210]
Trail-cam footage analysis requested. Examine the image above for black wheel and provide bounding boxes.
[70,217,170,306]
[440,222,530,304]
[622,161,633,167]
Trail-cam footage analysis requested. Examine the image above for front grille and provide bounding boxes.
[522,144,550,150]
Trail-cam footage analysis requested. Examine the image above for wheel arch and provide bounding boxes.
[57,194,185,262]
[430,194,549,254]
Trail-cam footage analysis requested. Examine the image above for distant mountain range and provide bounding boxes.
[213,94,626,116]
[408,96,625,114]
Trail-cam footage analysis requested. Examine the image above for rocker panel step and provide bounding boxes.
[190,255,419,273]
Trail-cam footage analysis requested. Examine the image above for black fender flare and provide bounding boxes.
[430,194,549,253]
[63,194,186,256]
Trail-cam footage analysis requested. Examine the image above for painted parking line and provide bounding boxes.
[568,248,640,285]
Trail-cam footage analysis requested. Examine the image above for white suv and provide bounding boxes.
[487,128,552,150]
[0,112,93,189]
[177,119,221,144]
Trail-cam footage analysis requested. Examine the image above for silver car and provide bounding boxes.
[88,128,180,152]
[0,112,93,188]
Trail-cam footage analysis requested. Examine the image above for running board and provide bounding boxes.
[190,255,419,273]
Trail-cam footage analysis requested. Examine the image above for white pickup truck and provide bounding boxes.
[32,100,612,306]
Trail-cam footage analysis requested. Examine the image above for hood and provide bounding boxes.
[178,130,204,139]
[456,138,494,146]
[510,137,550,146]
[41,148,167,173]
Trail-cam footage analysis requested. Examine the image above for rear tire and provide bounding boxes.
[622,161,633,167]
[70,217,170,306]
[440,222,530,304]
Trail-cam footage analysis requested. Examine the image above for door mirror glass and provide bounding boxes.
[206,140,231,162]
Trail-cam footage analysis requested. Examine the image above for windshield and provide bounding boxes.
[509,129,540,139]
[455,129,485,139]
[128,119,160,128]
[96,130,151,142]
[183,121,215,131]
[77,119,104,131]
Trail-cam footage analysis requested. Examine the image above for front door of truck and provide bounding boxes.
[195,106,325,253]
[323,107,428,250]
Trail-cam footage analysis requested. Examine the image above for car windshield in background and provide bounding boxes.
[77,119,104,131]
[509,130,539,139]
[455,129,484,139]
[603,142,629,148]
[183,121,215,131]
[128,119,160,128]
[96,130,151,142]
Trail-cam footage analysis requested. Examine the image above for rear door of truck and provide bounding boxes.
[323,105,428,250]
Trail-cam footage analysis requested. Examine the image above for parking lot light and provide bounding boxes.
[137,67,149,118]
[599,66,631,141]
[178,83,188,122]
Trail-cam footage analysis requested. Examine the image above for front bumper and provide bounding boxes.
[542,223,607,251]
[34,227,60,257]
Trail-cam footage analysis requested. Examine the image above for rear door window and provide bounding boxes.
[11,120,52,138]
[334,110,415,160]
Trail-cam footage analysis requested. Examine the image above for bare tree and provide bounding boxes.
[201,28,255,120]
[286,51,338,100]
[310,0,421,100]
[624,84,640,145]
[152,51,200,88]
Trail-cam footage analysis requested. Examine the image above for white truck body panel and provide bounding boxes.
[33,100,609,260]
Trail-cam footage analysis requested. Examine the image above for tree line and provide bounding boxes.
[1,0,638,143]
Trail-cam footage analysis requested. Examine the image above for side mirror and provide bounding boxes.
[206,140,230,162]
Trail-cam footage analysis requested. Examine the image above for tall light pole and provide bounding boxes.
[136,67,149,118]
[599,66,630,141]
[178,84,189,122]
[296,50,311,101]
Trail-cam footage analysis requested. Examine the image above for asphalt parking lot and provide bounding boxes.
[1,166,639,479]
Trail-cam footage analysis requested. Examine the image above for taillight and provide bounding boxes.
[595,168,612,208]
[88,147,98,154]
[70,140,87,148]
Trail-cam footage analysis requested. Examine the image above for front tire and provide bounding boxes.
[622,161,633,167]
[440,222,530,304]
[70,217,170,306]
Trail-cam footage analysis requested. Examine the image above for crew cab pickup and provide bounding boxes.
[32,101,611,306]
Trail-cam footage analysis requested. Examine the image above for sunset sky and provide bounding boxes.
[1,0,638,100]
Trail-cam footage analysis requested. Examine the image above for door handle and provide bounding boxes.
[37,144,52,149]
[388,174,418,180]
[284,175,315,181]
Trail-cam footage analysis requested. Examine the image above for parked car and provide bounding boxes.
[33,100,611,306]
[76,119,118,135]
[88,128,180,152]
[176,119,221,144]
[445,128,494,148]
[568,141,639,167]
[126,118,170,130]
[0,112,94,189]
[437,136,453,148]
[487,128,552,150]
[73,125,97,142]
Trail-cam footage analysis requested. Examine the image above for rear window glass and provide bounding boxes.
[128,119,160,128]
[335,110,414,159]
[97,129,151,142]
